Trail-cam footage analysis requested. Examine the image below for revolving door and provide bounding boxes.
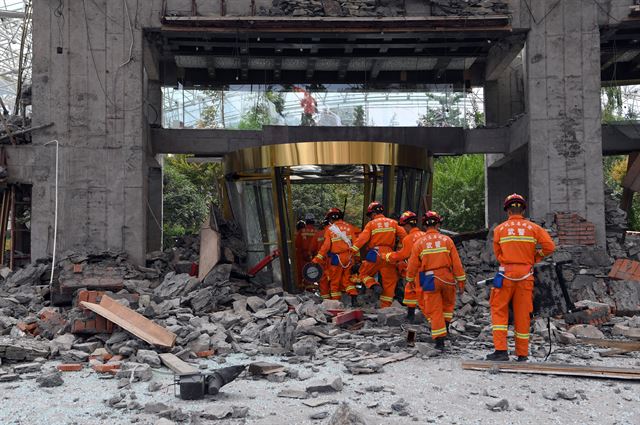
[223,142,432,292]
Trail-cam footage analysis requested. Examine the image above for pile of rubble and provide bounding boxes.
[430,0,510,16]
[265,0,405,17]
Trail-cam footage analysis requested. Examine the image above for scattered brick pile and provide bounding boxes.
[555,212,596,246]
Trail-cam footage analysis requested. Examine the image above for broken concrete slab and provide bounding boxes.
[158,353,199,375]
[248,362,286,376]
[0,337,50,361]
[81,295,176,348]
[36,371,64,387]
[327,403,368,425]
[306,377,343,393]
[136,349,161,367]
[277,389,308,399]
[568,324,605,339]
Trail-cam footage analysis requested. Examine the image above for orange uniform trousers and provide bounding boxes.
[421,270,457,340]
[317,258,331,299]
[359,246,398,308]
[490,274,534,357]
[326,252,357,299]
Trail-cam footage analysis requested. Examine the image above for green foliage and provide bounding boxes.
[353,106,365,126]
[165,155,222,205]
[265,88,286,117]
[419,93,467,128]
[291,184,364,227]
[603,156,640,231]
[162,163,210,247]
[237,102,271,130]
[195,90,222,129]
[432,155,485,232]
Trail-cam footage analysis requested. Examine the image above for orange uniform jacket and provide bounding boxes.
[406,229,466,284]
[316,220,361,258]
[385,227,425,263]
[295,224,317,260]
[311,229,326,255]
[493,215,555,275]
[351,215,407,252]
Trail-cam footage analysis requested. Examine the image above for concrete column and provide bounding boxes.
[30,0,155,264]
[524,0,605,245]
[484,57,526,227]
[147,160,163,252]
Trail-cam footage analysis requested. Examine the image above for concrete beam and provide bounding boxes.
[485,35,525,81]
[152,121,640,158]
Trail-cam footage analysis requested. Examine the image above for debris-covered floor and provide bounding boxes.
[1,350,639,425]
[0,200,639,424]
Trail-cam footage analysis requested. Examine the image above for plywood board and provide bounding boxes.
[198,226,221,281]
[578,337,640,351]
[462,360,640,381]
[159,353,199,375]
[81,295,176,348]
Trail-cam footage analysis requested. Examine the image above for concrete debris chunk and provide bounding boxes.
[277,389,309,399]
[136,349,161,367]
[486,399,509,412]
[327,403,368,425]
[0,337,50,361]
[306,377,343,393]
[36,371,64,387]
[568,324,605,339]
[12,362,42,374]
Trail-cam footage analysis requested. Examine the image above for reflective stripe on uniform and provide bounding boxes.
[380,295,394,302]
[443,313,453,319]
[419,247,450,257]
[331,236,352,242]
[515,331,530,340]
[498,236,536,244]
[492,324,508,331]
[371,227,396,235]
[455,275,466,281]
[406,277,415,282]
[351,246,360,252]
[403,299,418,306]
[315,254,324,260]
[345,285,357,292]
[320,294,330,299]
[330,292,342,297]
[432,327,447,337]
[363,276,374,283]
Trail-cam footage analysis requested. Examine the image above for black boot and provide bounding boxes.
[406,307,415,323]
[445,322,450,335]
[350,295,358,307]
[516,356,528,362]
[485,350,509,361]
[434,338,445,351]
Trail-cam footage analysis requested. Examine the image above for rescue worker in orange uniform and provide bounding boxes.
[311,219,331,299]
[351,202,407,308]
[406,211,466,350]
[384,211,425,322]
[487,194,555,362]
[294,216,317,288]
[313,208,361,304]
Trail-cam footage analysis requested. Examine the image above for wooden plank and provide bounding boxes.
[159,353,199,375]
[372,352,415,366]
[198,226,221,281]
[81,295,177,348]
[578,337,640,351]
[599,348,633,357]
[461,360,640,381]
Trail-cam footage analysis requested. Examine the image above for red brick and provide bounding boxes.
[57,364,83,372]
[196,350,215,358]
[332,310,364,325]
[92,364,121,373]
[609,258,640,281]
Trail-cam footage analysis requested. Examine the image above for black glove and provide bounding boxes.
[372,284,383,296]
[351,263,360,275]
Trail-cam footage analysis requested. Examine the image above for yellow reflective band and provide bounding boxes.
[363,276,373,283]
[432,327,447,336]
[403,299,418,306]
[330,292,342,297]
[455,276,466,281]
[316,254,324,260]
[385,253,392,261]
[492,325,508,331]
[498,236,537,244]
[371,227,396,235]
[321,294,330,299]
[443,313,453,318]
[406,277,415,282]
[515,332,530,339]
[345,286,357,291]
[420,247,450,257]
[351,246,360,252]
[380,295,394,302]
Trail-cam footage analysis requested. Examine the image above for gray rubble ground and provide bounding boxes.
[0,350,638,425]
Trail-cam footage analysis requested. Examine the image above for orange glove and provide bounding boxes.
[312,256,322,265]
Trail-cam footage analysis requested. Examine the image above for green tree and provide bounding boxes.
[291,183,364,227]
[237,102,272,130]
[195,90,223,129]
[163,162,210,247]
[353,106,365,126]
[165,155,222,205]
[419,93,467,127]
[432,155,485,232]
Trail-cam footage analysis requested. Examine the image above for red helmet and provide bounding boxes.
[325,207,343,220]
[399,211,418,226]
[503,193,527,211]
[422,211,442,226]
[367,201,384,216]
